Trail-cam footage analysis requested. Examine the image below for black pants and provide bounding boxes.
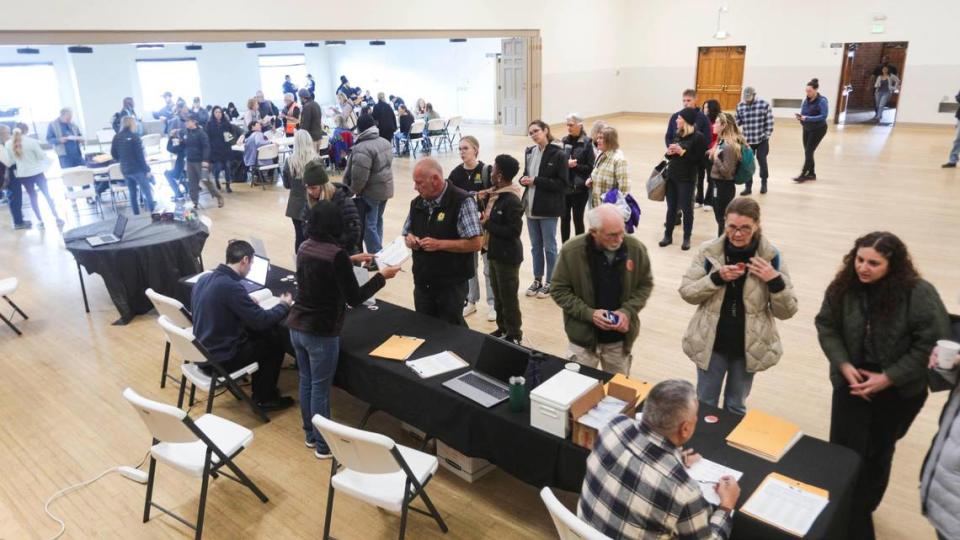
[561,190,588,242]
[749,140,770,188]
[201,327,287,402]
[713,181,736,236]
[413,280,469,327]
[665,178,695,238]
[830,384,926,540]
[292,218,305,255]
[802,125,827,176]
[695,164,711,205]
[488,258,522,339]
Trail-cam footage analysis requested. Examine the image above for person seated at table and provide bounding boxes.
[551,203,653,375]
[421,103,439,151]
[287,201,399,458]
[403,157,483,326]
[225,102,240,120]
[192,240,295,412]
[242,121,275,181]
[394,104,414,156]
[110,116,156,215]
[579,379,740,539]
[180,114,223,208]
[303,159,361,254]
[481,154,524,344]
[243,98,261,127]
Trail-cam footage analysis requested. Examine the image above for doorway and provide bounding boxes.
[695,46,745,110]
[835,41,908,126]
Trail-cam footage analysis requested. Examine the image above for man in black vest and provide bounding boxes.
[403,158,483,326]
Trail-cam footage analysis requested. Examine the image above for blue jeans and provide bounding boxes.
[527,217,559,282]
[949,122,960,165]
[5,174,24,225]
[290,329,340,452]
[125,172,156,215]
[164,157,185,197]
[393,132,410,154]
[696,350,755,415]
[360,196,386,254]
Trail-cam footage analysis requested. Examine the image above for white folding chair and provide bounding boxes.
[444,116,463,148]
[408,121,426,157]
[251,144,280,189]
[0,277,28,336]
[540,487,612,540]
[156,315,269,423]
[141,133,162,156]
[106,162,130,209]
[312,415,448,540]
[60,167,104,217]
[145,288,193,388]
[96,128,115,152]
[425,118,446,152]
[122,387,268,540]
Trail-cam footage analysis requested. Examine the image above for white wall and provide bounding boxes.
[326,39,500,122]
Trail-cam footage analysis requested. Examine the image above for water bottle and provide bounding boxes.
[509,376,526,413]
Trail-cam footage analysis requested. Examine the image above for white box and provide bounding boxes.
[529,370,601,438]
[437,440,496,483]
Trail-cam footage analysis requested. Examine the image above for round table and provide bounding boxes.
[64,216,209,324]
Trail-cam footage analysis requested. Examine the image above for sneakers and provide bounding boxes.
[943,162,958,168]
[255,395,295,412]
[486,308,497,322]
[305,439,317,449]
[462,302,477,317]
[36,220,45,229]
[13,221,32,230]
[525,279,542,297]
[315,448,332,460]
[536,283,551,299]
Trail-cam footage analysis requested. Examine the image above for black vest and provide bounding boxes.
[409,184,474,286]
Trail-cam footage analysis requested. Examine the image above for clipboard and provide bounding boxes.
[740,472,829,537]
[369,335,425,361]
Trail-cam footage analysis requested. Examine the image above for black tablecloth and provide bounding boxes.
[65,217,208,323]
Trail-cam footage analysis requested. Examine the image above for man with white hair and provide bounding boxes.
[579,379,740,539]
[280,92,300,136]
[551,203,653,375]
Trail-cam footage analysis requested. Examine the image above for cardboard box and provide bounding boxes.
[570,376,650,450]
[437,440,496,483]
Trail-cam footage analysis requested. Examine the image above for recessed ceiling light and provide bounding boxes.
[246,42,266,49]
[67,46,93,54]
[449,38,467,43]
[304,42,320,48]
[136,43,165,50]
[369,40,386,46]
[185,44,203,51]
[16,47,40,54]
[325,40,346,46]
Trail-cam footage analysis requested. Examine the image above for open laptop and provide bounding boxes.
[443,338,530,408]
[240,254,270,293]
[86,215,128,247]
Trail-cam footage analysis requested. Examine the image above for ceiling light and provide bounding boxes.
[136,43,165,50]
[449,38,467,43]
[304,42,319,48]
[325,40,346,46]
[67,46,93,54]
[369,40,386,46]
[246,42,266,49]
[185,44,202,51]
[16,47,39,54]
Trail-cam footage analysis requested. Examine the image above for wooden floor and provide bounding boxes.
[1,115,958,540]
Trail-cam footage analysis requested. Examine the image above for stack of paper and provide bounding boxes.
[406,351,469,379]
[249,289,281,309]
[375,236,411,268]
[577,396,629,431]
[741,473,829,537]
[369,335,425,361]
[686,457,744,506]
[726,409,803,462]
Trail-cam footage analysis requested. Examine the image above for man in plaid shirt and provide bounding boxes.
[579,380,740,539]
[735,87,774,196]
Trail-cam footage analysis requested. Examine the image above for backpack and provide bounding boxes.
[733,145,756,185]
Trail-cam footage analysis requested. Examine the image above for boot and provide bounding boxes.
[681,235,691,251]
[226,180,233,193]
[740,181,752,196]
[658,232,673,247]
[760,179,768,194]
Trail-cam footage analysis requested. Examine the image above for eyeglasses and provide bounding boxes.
[724,224,754,236]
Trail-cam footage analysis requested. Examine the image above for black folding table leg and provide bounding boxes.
[0,313,21,336]
[76,261,90,313]
[358,406,378,429]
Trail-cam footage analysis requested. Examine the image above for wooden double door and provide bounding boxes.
[695,46,745,110]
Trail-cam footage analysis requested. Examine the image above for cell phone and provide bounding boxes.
[603,310,620,325]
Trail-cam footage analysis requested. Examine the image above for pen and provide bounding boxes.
[698,480,719,486]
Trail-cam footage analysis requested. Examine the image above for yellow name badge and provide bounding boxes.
[436,211,446,222]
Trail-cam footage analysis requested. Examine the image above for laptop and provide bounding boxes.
[86,215,129,247]
[442,338,531,408]
[240,254,270,293]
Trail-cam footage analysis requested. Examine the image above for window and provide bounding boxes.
[136,58,202,113]
[0,63,61,125]
[258,55,307,104]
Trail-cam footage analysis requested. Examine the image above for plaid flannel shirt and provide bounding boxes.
[590,149,630,208]
[578,416,733,540]
[735,99,774,146]
[401,182,482,239]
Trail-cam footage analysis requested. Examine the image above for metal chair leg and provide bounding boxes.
[189,383,196,407]
[418,487,448,533]
[3,296,28,320]
[206,378,217,414]
[398,479,411,540]
[0,313,21,336]
[195,452,212,540]
[177,375,188,408]
[322,459,337,540]
[143,456,157,523]
[161,341,171,389]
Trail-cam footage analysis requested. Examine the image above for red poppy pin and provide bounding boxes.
[626,259,635,272]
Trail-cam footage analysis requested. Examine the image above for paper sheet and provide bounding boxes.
[686,458,744,506]
[184,270,212,284]
[406,351,468,379]
[375,236,411,268]
[741,477,828,537]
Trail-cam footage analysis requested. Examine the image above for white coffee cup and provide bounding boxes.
[565,362,581,373]
[935,340,960,370]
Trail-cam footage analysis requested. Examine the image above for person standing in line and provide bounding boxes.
[944,89,960,168]
[520,120,568,300]
[280,93,301,137]
[286,201,399,458]
[815,231,950,540]
[302,161,361,254]
[205,105,237,193]
[707,113,747,235]
[112,97,141,134]
[344,114,393,259]
[660,108,707,251]
[372,92,398,144]
[551,204,654,375]
[282,74,298,102]
[0,125,31,229]
[665,90,712,211]
[110,116,156,215]
[679,197,797,415]
[735,86,774,195]
[190,97,209,126]
[561,113,593,242]
[448,135,494,321]
[872,66,900,124]
[403,158,483,327]
[181,115,223,208]
[298,88,325,152]
[920,332,960,540]
[699,99,721,208]
[587,126,629,209]
[46,108,84,170]
[481,154,525,344]
[336,93,357,130]
[794,78,829,183]
[284,130,320,253]
[3,124,63,228]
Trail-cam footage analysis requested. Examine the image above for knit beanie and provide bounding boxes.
[303,160,329,186]
[678,107,698,126]
[357,114,376,132]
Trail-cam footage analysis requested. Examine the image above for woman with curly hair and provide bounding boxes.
[815,231,950,540]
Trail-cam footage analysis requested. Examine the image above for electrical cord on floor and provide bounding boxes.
[186,386,230,415]
[43,451,150,540]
